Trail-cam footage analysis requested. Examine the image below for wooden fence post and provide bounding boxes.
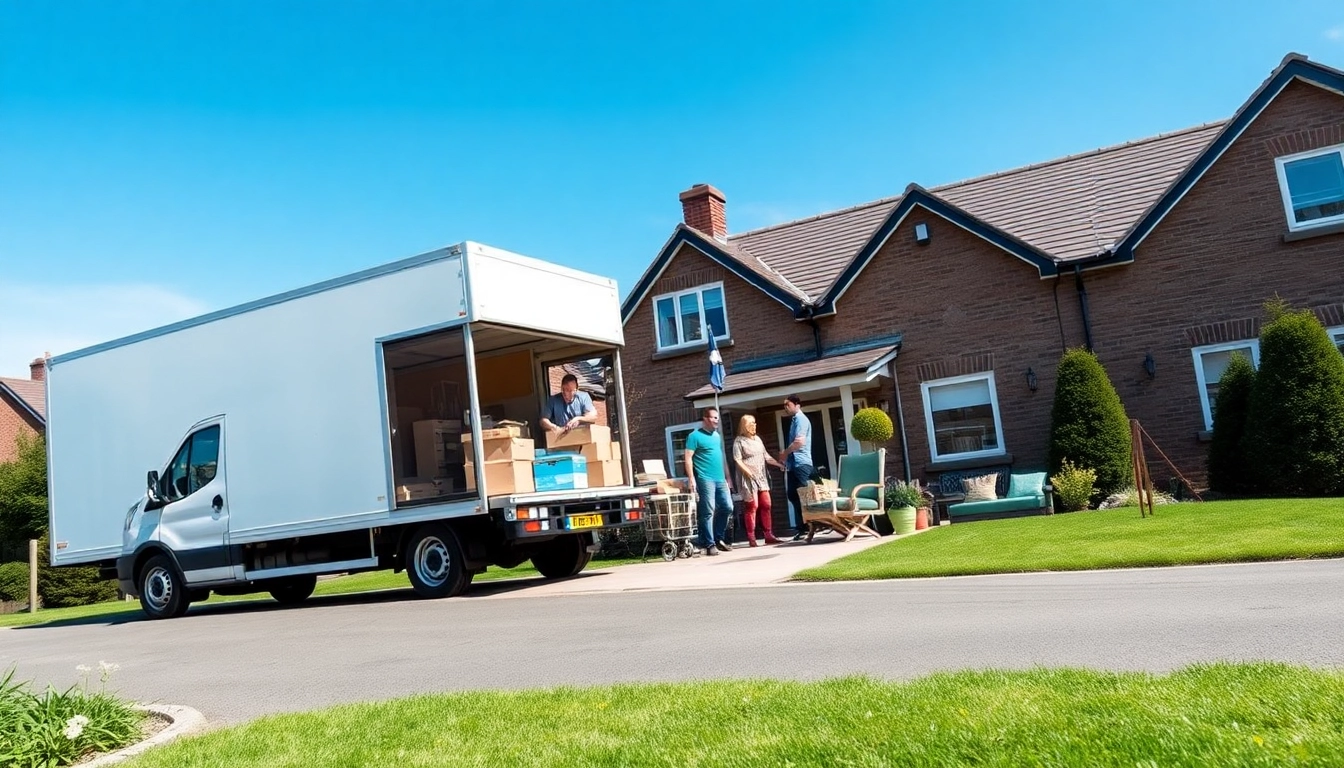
[28,538,38,614]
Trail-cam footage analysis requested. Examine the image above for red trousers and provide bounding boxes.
[742,490,777,543]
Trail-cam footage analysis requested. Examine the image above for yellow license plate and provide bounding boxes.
[568,514,605,529]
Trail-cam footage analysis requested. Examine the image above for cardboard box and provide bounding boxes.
[533,454,589,492]
[656,477,689,495]
[461,424,526,442]
[586,459,624,488]
[544,424,611,450]
[556,441,612,462]
[396,478,454,502]
[469,437,535,462]
[464,460,535,495]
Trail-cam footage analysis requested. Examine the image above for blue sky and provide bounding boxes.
[2,0,1342,376]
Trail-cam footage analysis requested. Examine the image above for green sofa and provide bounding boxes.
[947,471,1051,522]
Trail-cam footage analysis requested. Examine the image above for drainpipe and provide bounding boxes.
[804,305,823,358]
[1074,265,1095,352]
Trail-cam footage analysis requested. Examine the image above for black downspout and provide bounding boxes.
[805,306,823,358]
[1074,265,1095,352]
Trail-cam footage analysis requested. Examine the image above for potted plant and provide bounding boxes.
[850,407,894,454]
[915,483,934,530]
[885,479,923,535]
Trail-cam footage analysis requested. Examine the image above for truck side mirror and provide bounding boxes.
[146,470,163,506]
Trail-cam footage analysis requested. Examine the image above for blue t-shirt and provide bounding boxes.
[787,411,813,468]
[546,391,594,427]
[685,427,726,482]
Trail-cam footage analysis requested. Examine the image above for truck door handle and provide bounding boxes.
[212,495,223,513]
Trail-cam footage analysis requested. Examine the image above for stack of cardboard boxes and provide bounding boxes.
[545,425,623,489]
[396,419,465,502]
[463,423,536,494]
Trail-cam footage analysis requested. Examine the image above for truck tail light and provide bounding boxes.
[624,510,642,521]
[523,521,542,533]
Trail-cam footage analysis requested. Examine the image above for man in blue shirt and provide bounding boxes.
[684,406,734,555]
[776,394,815,540]
[541,374,599,438]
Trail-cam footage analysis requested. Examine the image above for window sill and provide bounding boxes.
[652,338,734,361]
[924,453,1013,473]
[1196,430,1213,443]
[1282,220,1344,242]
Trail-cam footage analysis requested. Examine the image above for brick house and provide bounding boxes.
[0,357,48,464]
[619,53,1344,534]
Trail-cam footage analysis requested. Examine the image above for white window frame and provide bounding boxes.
[651,282,729,353]
[1274,144,1344,232]
[1191,340,1260,432]
[920,372,1006,462]
[1330,326,1344,355]
[664,422,701,478]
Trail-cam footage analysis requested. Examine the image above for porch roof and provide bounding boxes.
[686,342,900,408]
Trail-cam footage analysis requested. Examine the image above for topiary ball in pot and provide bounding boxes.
[851,407,894,445]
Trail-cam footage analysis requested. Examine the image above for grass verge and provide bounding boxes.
[122,663,1344,767]
[796,497,1344,581]
[0,557,643,628]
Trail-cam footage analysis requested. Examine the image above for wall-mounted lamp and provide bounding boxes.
[876,399,889,413]
[1143,353,1157,379]
[914,222,930,245]
[1025,367,1038,392]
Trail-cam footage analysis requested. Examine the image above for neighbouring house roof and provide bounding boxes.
[685,341,901,402]
[547,360,607,399]
[622,53,1344,323]
[0,377,46,425]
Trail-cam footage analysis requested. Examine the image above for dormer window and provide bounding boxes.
[1275,144,1344,230]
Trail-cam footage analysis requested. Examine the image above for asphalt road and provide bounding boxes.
[3,558,1341,725]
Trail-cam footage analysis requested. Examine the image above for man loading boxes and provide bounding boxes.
[540,373,599,438]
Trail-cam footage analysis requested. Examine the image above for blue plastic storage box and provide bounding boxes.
[533,454,589,492]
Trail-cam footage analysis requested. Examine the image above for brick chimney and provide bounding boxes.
[679,184,728,242]
[29,355,47,382]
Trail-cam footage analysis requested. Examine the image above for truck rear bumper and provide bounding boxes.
[496,493,647,541]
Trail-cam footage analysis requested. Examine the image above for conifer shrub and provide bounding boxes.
[36,533,118,608]
[1241,301,1344,496]
[1048,348,1132,499]
[1207,351,1256,495]
[0,561,28,602]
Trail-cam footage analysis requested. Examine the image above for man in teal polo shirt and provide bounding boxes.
[684,406,734,555]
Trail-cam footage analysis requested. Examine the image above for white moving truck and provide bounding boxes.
[45,241,648,618]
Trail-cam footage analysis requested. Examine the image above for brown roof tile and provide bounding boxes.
[0,377,46,422]
[685,344,899,399]
[726,121,1225,301]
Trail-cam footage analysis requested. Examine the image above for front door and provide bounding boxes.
[157,422,231,583]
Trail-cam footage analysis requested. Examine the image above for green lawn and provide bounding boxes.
[797,497,1344,581]
[122,664,1344,767]
[0,557,642,628]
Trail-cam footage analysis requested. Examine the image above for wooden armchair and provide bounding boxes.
[801,448,886,542]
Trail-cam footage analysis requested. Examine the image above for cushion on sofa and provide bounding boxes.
[1007,472,1047,499]
[962,473,998,502]
[805,497,881,512]
[948,496,1045,516]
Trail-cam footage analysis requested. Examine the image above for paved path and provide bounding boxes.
[3,540,1341,725]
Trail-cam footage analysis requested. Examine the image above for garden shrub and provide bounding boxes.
[1241,301,1344,496]
[850,407,894,444]
[1050,459,1096,511]
[0,560,29,602]
[36,533,118,608]
[1048,348,1132,498]
[1207,351,1255,495]
[1097,485,1178,509]
[1,663,144,767]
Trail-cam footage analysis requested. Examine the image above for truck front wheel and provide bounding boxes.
[405,523,471,598]
[531,534,593,579]
[138,554,190,619]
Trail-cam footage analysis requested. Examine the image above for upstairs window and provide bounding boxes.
[653,283,728,352]
[1276,145,1344,230]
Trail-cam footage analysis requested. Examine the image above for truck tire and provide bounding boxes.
[269,575,318,605]
[138,554,190,619]
[405,523,471,598]
[531,534,593,579]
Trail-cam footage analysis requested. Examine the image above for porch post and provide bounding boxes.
[839,384,857,455]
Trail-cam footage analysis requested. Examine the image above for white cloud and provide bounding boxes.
[1327,25,1344,42]
[0,283,209,378]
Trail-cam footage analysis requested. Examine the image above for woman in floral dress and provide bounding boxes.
[732,414,786,546]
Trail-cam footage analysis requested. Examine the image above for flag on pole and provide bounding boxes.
[708,333,725,392]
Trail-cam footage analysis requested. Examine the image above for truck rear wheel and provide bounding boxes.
[139,554,190,620]
[531,534,593,579]
[270,575,318,605]
[405,523,470,598]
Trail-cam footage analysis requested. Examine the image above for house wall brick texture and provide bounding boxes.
[0,393,41,464]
